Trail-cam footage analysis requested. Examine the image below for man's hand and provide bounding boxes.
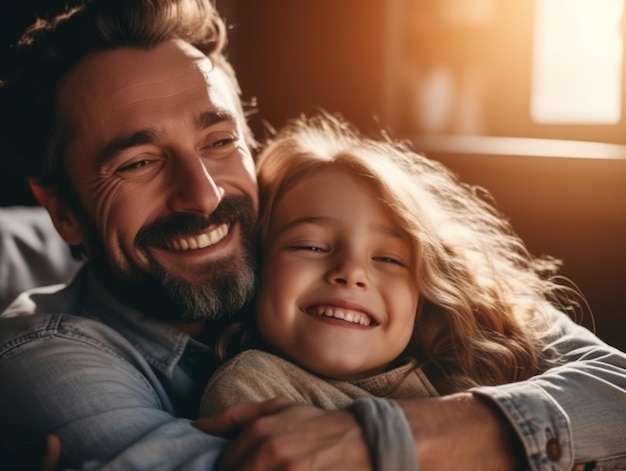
[193,397,372,471]
[41,434,62,471]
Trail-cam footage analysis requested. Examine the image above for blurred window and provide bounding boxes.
[531,0,624,124]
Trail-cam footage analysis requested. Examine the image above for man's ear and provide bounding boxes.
[29,180,84,246]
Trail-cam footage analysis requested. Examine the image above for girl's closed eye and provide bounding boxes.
[373,255,407,268]
[289,244,328,253]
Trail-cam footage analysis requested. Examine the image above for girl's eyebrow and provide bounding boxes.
[278,215,404,240]
[371,223,405,240]
[277,215,334,233]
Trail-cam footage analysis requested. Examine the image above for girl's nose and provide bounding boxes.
[325,257,368,289]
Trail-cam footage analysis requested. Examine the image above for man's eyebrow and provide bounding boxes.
[95,110,236,165]
[96,129,159,165]
[196,109,237,130]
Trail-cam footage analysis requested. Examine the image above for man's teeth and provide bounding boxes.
[166,223,229,251]
[309,306,372,326]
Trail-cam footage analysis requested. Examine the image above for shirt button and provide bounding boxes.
[546,437,561,461]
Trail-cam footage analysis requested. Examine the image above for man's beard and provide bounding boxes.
[85,195,257,324]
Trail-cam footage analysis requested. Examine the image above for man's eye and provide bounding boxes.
[118,160,152,172]
[212,137,237,147]
[207,132,239,149]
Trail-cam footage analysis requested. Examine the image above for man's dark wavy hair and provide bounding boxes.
[0,0,254,192]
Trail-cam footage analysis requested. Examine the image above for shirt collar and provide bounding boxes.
[80,265,212,378]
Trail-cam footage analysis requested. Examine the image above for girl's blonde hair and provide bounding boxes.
[253,113,583,393]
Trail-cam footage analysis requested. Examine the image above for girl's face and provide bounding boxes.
[256,167,419,380]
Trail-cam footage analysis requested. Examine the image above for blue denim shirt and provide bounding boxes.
[473,310,626,471]
[0,266,226,469]
[1,265,625,470]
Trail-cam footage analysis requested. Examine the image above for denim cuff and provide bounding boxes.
[349,397,417,471]
[472,383,573,471]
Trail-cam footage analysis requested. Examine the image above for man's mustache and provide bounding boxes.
[135,195,256,249]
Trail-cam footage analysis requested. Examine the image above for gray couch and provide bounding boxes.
[0,206,82,312]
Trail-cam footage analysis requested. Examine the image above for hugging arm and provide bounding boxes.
[24,311,625,471]
[471,310,626,470]
[199,310,626,471]
[0,317,227,470]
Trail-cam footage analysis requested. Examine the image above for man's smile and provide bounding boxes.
[165,223,230,251]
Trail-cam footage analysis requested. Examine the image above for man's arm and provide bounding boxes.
[0,316,226,470]
[398,393,525,470]
[471,309,626,470]
[194,393,519,471]
[198,310,626,471]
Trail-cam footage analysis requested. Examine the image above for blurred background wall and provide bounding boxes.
[218,0,626,141]
[222,0,626,350]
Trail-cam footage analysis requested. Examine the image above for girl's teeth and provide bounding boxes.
[310,306,372,326]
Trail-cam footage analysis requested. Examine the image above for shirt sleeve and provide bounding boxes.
[472,309,626,471]
[349,397,417,471]
[0,316,227,470]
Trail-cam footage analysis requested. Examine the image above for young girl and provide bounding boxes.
[199,113,581,416]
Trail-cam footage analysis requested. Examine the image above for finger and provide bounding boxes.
[41,434,62,471]
[193,397,294,437]
[216,401,305,470]
[218,432,307,471]
[219,408,370,471]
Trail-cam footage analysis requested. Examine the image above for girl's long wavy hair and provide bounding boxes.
[243,113,585,393]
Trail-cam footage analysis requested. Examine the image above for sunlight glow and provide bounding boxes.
[531,0,624,124]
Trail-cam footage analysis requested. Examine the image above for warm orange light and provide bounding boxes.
[531,0,624,124]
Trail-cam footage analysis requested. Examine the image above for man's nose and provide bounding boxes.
[167,155,223,215]
[325,256,369,289]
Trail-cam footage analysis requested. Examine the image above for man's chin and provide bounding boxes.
[95,252,256,324]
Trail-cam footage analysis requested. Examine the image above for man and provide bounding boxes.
[0,0,624,470]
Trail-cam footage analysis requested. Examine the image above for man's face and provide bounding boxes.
[55,39,258,322]
[256,168,419,380]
